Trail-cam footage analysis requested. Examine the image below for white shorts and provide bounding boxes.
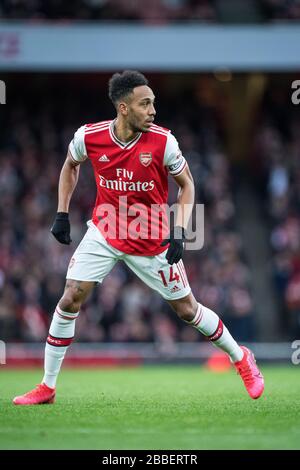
[66,221,191,300]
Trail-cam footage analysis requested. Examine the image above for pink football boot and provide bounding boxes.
[13,383,56,405]
[234,346,264,399]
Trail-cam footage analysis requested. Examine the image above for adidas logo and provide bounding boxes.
[171,285,181,293]
[98,154,110,162]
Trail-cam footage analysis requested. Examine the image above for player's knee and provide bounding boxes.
[169,296,197,322]
[59,284,84,313]
[59,295,81,313]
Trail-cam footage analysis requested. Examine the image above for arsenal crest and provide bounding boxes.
[139,152,152,167]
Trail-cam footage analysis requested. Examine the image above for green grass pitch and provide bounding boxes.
[0,365,299,450]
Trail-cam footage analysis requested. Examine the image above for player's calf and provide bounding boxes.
[172,297,243,363]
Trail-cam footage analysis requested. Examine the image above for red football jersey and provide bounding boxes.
[69,120,187,256]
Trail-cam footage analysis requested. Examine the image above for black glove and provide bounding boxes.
[51,212,72,245]
[161,226,185,265]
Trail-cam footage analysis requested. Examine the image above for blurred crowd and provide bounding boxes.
[1,0,300,23]
[0,0,217,22]
[262,0,300,21]
[0,74,255,344]
[251,82,300,337]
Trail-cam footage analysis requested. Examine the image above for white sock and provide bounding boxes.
[189,303,243,362]
[42,305,79,388]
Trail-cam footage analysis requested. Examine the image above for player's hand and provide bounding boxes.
[161,226,185,265]
[51,212,72,245]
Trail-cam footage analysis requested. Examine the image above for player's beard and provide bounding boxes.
[129,114,149,133]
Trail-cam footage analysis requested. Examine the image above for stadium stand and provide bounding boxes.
[1,0,300,22]
[251,80,300,338]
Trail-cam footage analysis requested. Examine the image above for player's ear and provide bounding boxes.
[119,101,128,117]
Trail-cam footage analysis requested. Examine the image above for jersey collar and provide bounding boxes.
[109,119,142,150]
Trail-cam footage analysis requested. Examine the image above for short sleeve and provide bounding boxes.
[163,132,187,176]
[68,125,87,163]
